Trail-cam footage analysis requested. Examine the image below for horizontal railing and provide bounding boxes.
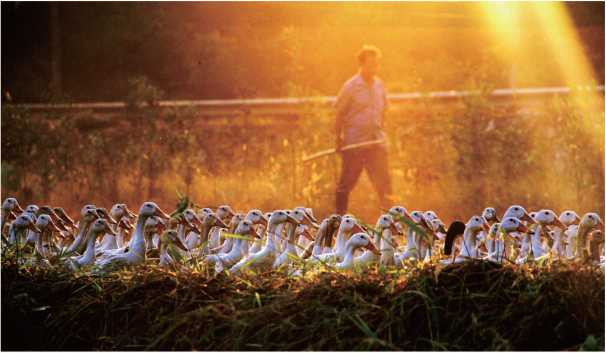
[5,85,604,113]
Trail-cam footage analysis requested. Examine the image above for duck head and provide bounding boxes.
[228,213,245,233]
[25,204,39,215]
[216,205,235,221]
[197,207,214,219]
[138,202,170,220]
[500,217,529,234]
[559,210,581,226]
[376,214,400,235]
[467,215,490,233]
[90,218,118,237]
[289,209,316,228]
[348,232,380,255]
[424,211,439,222]
[294,206,319,227]
[245,209,268,226]
[235,219,258,238]
[202,213,228,229]
[580,213,604,231]
[269,210,300,226]
[109,203,135,221]
[503,205,535,224]
[96,208,118,225]
[430,218,447,234]
[2,197,23,213]
[13,214,41,233]
[482,207,500,223]
[338,217,365,236]
[387,206,414,223]
[53,207,76,228]
[159,229,188,251]
[535,209,566,229]
[35,214,63,235]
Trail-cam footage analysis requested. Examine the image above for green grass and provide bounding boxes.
[1,258,604,350]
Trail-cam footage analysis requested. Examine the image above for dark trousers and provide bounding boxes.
[335,144,392,214]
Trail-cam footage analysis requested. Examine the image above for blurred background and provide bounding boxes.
[1,2,604,222]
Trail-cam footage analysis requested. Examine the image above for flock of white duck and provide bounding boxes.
[2,197,604,275]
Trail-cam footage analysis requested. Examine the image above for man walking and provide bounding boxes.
[334,45,392,214]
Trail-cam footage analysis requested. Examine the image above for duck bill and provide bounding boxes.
[214,218,227,228]
[286,214,300,225]
[119,219,134,231]
[125,207,136,218]
[522,212,536,224]
[14,203,24,213]
[389,223,402,235]
[175,236,189,251]
[575,215,581,224]
[305,209,319,224]
[552,218,566,230]
[350,223,365,235]
[301,214,315,228]
[365,241,381,255]
[48,219,63,233]
[302,228,315,241]
[28,222,41,233]
[437,224,447,234]
[517,223,529,233]
[154,207,171,220]
[258,215,268,227]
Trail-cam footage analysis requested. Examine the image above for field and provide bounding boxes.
[2,257,604,351]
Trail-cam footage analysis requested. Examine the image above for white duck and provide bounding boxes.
[95,202,170,271]
[97,204,133,251]
[300,215,341,259]
[208,205,235,251]
[7,213,40,248]
[229,210,299,275]
[478,207,500,255]
[185,213,227,255]
[484,217,529,263]
[442,215,489,264]
[273,209,316,269]
[208,220,258,273]
[217,213,245,255]
[158,229,189,269]
[249,212,272,255]
[309,216,364,263]
[65,218,117,271]
[336,232,380,270]
[66,205,100,254]
[573,212,604,261]
[32,214,64,261]
[354,214,397,267]
[1,197,23,239]
[524,209,566,262]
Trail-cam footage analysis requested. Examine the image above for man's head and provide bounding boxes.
[357,45,381,77]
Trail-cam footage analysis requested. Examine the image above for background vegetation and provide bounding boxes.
[1,2,604,221]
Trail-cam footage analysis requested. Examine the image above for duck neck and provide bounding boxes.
[461,227,478,257]
[380,228,394,253]
[335,227,348,256]
[340,243,357,267]
[80,230,101,265]
[130,216,149,256]
[405,226,416,250]
[67,219,90,253]
[265,223,278,249]
[575,223,593,259]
